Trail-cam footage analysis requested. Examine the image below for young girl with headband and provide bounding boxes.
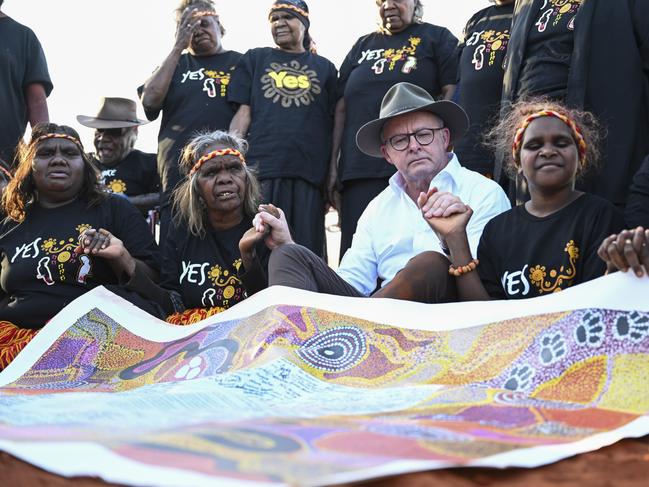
[425,100,625,300]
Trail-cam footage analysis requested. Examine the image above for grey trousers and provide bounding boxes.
[269,244,457,304]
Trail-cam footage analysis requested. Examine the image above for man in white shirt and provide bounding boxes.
[254,82,510,302]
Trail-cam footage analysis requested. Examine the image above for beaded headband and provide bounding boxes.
[511,110,587,166]
[192,10,217,18]
[34,133,84,150]
[269,3,309,20]
[189,148,246,176]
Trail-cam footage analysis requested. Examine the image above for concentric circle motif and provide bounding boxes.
[296,326,367,372]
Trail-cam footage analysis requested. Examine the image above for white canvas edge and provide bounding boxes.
[1,271,647,385]
[0,440,281,487]
[315,415,649,486]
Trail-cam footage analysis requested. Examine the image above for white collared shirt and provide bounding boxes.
[337,154,511,296]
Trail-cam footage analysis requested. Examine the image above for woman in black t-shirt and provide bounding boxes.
[0,124,161,370]
[330,0,460,260]
[139,0,242,241]
[455,0,514,177]
[127,130,276,325]
[228,0,337,258]
[423,100,624,300]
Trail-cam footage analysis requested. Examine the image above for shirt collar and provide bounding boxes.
[389,152,461,195]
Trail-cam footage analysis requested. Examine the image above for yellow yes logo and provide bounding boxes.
[268,71,311,90]
[261,60,321,108]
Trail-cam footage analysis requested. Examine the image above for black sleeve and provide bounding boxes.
[630,0,649,74]
[159,224,183,294]
[145,153,161,194]
[125,223,185,316]
[435,27,461,87]
[336,40,360,100]
[582,203,627,282]
[137,80,162,122]
[477,223,506,299]
[124,260,183,316]
[108,196,160,272]
[228,49,255,105]
[326,61,339,117]
[24,28,53,95]
[626,155,649,228]
[238,240,269,296]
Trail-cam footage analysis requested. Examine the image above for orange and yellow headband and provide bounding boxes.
[189,148,246,176]
[34,133,83,150]
[269,3,309,20]
[511,110,587,165]
[192,10,217,18]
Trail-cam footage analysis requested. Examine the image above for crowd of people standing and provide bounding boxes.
[0,0,648,370]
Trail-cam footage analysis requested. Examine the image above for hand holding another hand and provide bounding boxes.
[239,204,293,269]
[417,187,472,241]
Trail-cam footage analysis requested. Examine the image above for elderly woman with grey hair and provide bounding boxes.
[128,130,279,325]
[329,0,460,261]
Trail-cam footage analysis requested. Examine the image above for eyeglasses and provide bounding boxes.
[385,127,445,151]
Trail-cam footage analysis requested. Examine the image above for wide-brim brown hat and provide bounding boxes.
[356,82,469,158]
[76,97,149,129]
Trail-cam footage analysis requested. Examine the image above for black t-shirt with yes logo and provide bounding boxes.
[0,196,161,328]
[228,47,337,187]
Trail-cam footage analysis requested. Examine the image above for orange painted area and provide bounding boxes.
[533,356,607,404]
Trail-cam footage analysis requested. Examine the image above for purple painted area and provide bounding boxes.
[32,337,88,370]
[459,405,537,427]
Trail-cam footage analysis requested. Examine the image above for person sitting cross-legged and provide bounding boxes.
[260,82,510,303]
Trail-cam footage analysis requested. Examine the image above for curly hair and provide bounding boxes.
[485,99,602,179]
[172,130,261,238]
[376,0,424,34]
[2,123,103,223]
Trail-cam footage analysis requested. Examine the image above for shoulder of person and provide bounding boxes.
[1,16,36,37]
[242,46,271,59]
[574,192,622,216]
[130,149,157,163]
[463,6,497,36]
[417,22,457,39]
[103,192,139,212]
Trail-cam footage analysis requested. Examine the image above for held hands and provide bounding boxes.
[417,187,472,241]
[239,204,293,269]
[598,227,649,277]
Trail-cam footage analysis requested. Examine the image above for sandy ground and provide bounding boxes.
[1,437,648,486]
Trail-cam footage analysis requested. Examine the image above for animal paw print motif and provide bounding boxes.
[174,356,203,380]
[539,331,567,365]
[613,311,649,343]
[574,310,605,347]
[503,364,535,391]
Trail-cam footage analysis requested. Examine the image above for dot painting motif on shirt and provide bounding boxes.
[180,257,246,309]
[179,67,233,99]
[13,223,94,287]
[466,28,510,71]
[502,240,581,297]
[357,36,422,76]
[261,60,322,108]
[536,0,582,33]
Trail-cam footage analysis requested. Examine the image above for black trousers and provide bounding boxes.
[269,244,457,304]
[339,178,390,262]
[262,178,326,258]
